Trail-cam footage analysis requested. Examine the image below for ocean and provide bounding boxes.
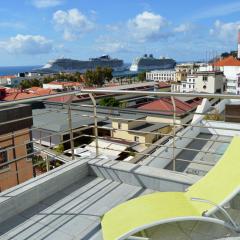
[0,66,41,76]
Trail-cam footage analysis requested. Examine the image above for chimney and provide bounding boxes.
[238,29,240,59]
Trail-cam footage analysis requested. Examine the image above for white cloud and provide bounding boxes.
[53,8,95,41]
[174,23,194,33]
[98,41,128,53]
[0,34,53,54]
[128,11,169,42]
[210,20,240,42]
[32,0,63,8]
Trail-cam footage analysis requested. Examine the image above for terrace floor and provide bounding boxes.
[173,133,231,174]
[146,133,232,175]
[0,177,154,240]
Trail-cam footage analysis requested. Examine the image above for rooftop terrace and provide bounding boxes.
[0,89,240,239]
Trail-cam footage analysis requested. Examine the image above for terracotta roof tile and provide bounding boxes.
[138,97,199,115]
[213,56,240,67]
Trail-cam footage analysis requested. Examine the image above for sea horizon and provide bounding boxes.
[0,65,42,76]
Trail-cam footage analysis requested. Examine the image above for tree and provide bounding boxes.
[138,71,146,82]
[103,67,113,82]
[221,52,230,58]
[84,67,113,87]
[20,79,42,89]
[20,80,31,89]
[99,97,120,107]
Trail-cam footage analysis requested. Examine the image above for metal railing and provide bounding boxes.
[0,88,240,192]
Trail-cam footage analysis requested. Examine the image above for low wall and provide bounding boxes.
[89,158,200,192]
[0,159,89,224]
[202,120,240,136]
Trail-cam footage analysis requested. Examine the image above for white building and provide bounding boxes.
[181,74,196,93]
[171,71,225,94]
[236,73,240,95]
[0,76,15,85]
[146,70,175,82]
[213,56,240,94]
[194,71,224,94]
[43,81,82,91]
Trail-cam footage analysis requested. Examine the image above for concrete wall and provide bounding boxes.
[0,159,89,224]
[191,98,212,124]
[201,120,240,136]
[89,158,200,192]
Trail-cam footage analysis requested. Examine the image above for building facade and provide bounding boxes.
[171,71,225,94]
[175,70,188,81]
[146,70,175,82]
[43,81,82,91]
[0,105,33,192]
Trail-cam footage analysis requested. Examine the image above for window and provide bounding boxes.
[0,149,8,170]
[118,122,122,129]
[134,136,140,142]
[193,79,195,83]
[26,142,34,159]
[203,76,208,81]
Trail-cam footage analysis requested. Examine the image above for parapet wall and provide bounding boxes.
[89,158,200,192]
[0,159,89,224]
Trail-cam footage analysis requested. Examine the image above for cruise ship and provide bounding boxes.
[130,54,176,72]
[39,55,124,73]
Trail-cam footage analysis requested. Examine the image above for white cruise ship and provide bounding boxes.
[38,55,124,73]
[130,54,176,72]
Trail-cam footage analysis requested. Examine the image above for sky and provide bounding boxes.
[0,0,240,66]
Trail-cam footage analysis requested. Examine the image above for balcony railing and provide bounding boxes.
[0,89,240,193]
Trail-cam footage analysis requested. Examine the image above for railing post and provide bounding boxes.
[171,96,176,172]
[68,103,75,160]
[89,93,99,156]
[46,156,50,172]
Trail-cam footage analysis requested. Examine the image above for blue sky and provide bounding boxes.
[0,0,240,66]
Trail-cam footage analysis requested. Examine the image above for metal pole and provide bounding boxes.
[68,103,75,160]
[171,96,176,172]
[89,93,99,156]
[46,157,50,172]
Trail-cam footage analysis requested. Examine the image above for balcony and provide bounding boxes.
[0,89,240,239]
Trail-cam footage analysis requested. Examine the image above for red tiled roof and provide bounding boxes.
[46,81,82,87]
[138,97,198,115]
[28,87,56,95]
[46,95,80,103]
[158,82,171,88]
[0,75,15,79]
[3,92,39,101]
[213,56,240,67]
[3,87,56,101]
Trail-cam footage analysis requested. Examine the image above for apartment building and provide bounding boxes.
[213,56,240,94]
[172,71,225,94]
[175,70,187,81]
[111,114,170,146]
[194,71,225,94]
[146,70,175,82]
[0,105,33,192]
